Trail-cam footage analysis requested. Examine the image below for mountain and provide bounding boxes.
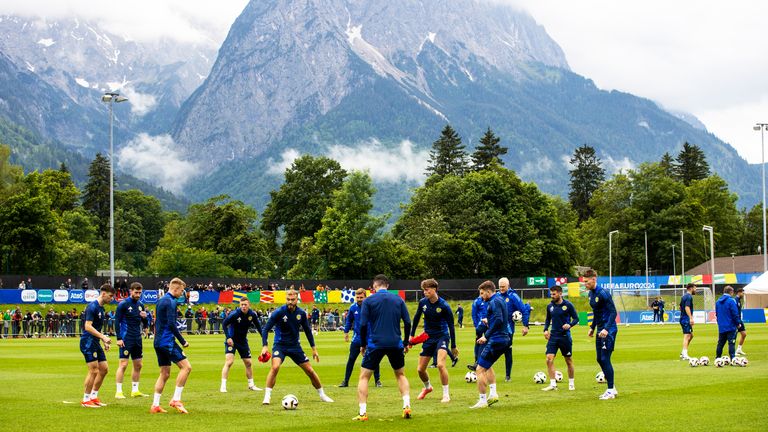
[0,14,216,150]
[174,0,759,211]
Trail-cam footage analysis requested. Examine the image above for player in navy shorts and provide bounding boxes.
[471,280,508,409]
[79,283,115,408]
[220,297,263,392]
[115,282,148,399]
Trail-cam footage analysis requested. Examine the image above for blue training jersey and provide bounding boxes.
[223,309,262,341]
[154,293,187,349]
[116,297,145,342]
[81,300,105,341]
[484,293,510,342]
[261,305,314,348]
[344,302,364,344]
[680,293,694,321]
[410,297,456,348]
[499,290,530,333]
[588,287,617,332]
[544,299,579,337]
[471,296,487,328]
[359,289,411,350]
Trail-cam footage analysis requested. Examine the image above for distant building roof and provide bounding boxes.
[686,254,765,275]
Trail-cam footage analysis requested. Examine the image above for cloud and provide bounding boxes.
[519,156,554,183]
[117,133,200,193]
[266,148,301,176]
[120,87,157,116]
[603,156,635,174]
[328,140,429,183]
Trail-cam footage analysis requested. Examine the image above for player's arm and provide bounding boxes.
[685,300,693,322]
[445,305,457,349]
[222,311,235,344]
[300,312,316,348]
[114,302,125,346]
[567,303,579,328]
[343,306,354,342]
[410,304,422,338]
[471,299,480,327]
[543,304,551,339]
[401,300,412,348]
[600,292,617,337]
[84,319,110,346]
[512,294,529,333]
[166,302,188,347]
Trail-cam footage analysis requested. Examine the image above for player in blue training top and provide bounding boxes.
[585,269,618,400]
[260,289,333,405]
[341,288,381,388]
[114,282,149,399]
[411,278,458,403]
[467,293,488,371]
[220,297,263,393]
[150,277,192,414]
[470,280,509,409]
[679,283,696,360]
[734,286,747,355]
[498,277,530,382]
[79,283,116,408]
[354,274,412,421]
[541,285,579,391]
[456,304,464,328]
[715,286,741,360]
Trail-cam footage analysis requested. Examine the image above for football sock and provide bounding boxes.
[682,349,688,357]
[423,380,431,389]
[221,379,227,388]
[173,386,183,401]
[359,403,367,416]
[116,383,123,393]
[248,378,254,386]
[265,388,273,398]
[479,393,487,402]
[489,383,497,394]
[132,382,139,392]
[153,393,161,406]
[442,385,449,397]
[90,390,98,399]
[569,378,575,386]
[550,379,556,386]
[317,387,327,397]
[402,395,410,407]
[83,393,90,402]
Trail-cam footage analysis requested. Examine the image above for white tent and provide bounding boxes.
[743,271,768,308]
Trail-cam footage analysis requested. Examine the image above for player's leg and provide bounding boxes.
[130,356,145,396]
[564,355,575,390]
[726,330,737,359]
[82,360,99,406]
[416,355,433,399]
[220,353,235,392]
[297,357,333,402]
[715,332,726,358]
[543,353,557,390]
[435,348,450,402]
[152,365,171,412]
[342,341,361,386]
[243,357,259,390]
[168,358,192,413]
[388,348,411,419]
[355,367,373,420]
[263,355,283,404]
[736,322,747,355]
[598,333,617,399]
[115,358,129,398]
[503,343,512,381]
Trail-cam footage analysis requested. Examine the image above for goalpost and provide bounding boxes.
[612,286,715,325]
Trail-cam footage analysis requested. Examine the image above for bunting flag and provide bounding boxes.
[713,274,737,284]
[247,292,260,304]
[341,289,356,303]
[702,274,713,284]
[273,291,287,304]
[667,275,682,285]
[327,290,342,303]
[566,282,582,297]
[232,291,248,304]
[691,274,703,285]
[586,312,594,328]
[314,290,328,304]
[554,277,568,286]
[397,290,406,300]
[218,291,234,304]
[260,291,274,304]
[300,291,315,303]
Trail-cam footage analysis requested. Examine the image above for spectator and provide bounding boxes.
[12,308,22,338]
[81,278,90,290]
[185,306,194,335]
[2,310,9,338]
[23,311,31,338]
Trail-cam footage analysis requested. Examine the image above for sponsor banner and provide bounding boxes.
[84,289,99,302]
[69,290,85,303]
[639,311,655,323]
[141,290,159,304]
[693,310,707,324]
[53,289,69,302]
[188,291,200,303]
[197,291,220,304]
[21,289,37,303]
[37,289,53,303]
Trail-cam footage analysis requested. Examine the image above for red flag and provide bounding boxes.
[300,291,314,303]
[218,291,234,304]
[702,274,713,284]
[398,290,406,300]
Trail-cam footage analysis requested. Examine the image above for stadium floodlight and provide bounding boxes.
[609,230,619,291]
[754,123,768,273]
[680,230,685,284]
[703,225,715,293]
[101,91,128,289]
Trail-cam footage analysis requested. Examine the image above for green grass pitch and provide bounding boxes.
[1,321,766,431]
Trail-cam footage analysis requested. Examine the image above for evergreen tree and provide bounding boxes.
[426,124,469,179]
[471,127,507,171]
[568,144,605,223]
[81,153,112,239]
[673,142,710,185]
[659,152,675,177]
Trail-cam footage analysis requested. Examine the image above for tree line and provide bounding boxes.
[0,126,761,279]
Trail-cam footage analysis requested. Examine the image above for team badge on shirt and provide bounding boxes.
[248,316,252,321]
[436,308,442,313]
[93,352,98,358]
[296,314,301,320]
[139,306,143,311]
[505,298,509,302]
[124,350,129,355]
[274,351,279,356]
[562,306,567,311]
[596,298,599,302]
[228,346,233,352]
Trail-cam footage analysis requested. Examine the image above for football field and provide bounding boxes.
[1,323,766,431]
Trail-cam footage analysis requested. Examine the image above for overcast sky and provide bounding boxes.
[2,0,766,163]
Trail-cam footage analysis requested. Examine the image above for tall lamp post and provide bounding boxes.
[609,230,619,291]
[754,123,767,273]
[680,230,685,285]
[672,244,676,287]
[101,92,128,289]
[703,225,715,294]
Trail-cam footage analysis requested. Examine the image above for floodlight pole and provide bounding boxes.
[703,225,715,294]
[101,92,128,289]
[609,230,619,292]
[754,123,768,273]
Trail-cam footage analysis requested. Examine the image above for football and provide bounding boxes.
[688,358,699,367]
[533,372,547,384]
[731,357,743,367]
[281,394,299,410]
[714,357,725,368]
[739,357,749,367]
[511,311,522,322]
[554,371,563,382]
[698,356,709,366]
[721,356,731,366]
[464,371,477,383]
[595,371,606,383]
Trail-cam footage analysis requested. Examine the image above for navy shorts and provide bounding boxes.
[272,344,309,365]
[546,335,573,357]
[362,347,405,371]
[119,339,143,360]
[680,320,692,334]
[80,337,107,363]
[225,339,251,358]
[478,338,510,369]
[737,321,746,332]
[154,343,187,367]
[595,329,617,354]
[420,335,450,358]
